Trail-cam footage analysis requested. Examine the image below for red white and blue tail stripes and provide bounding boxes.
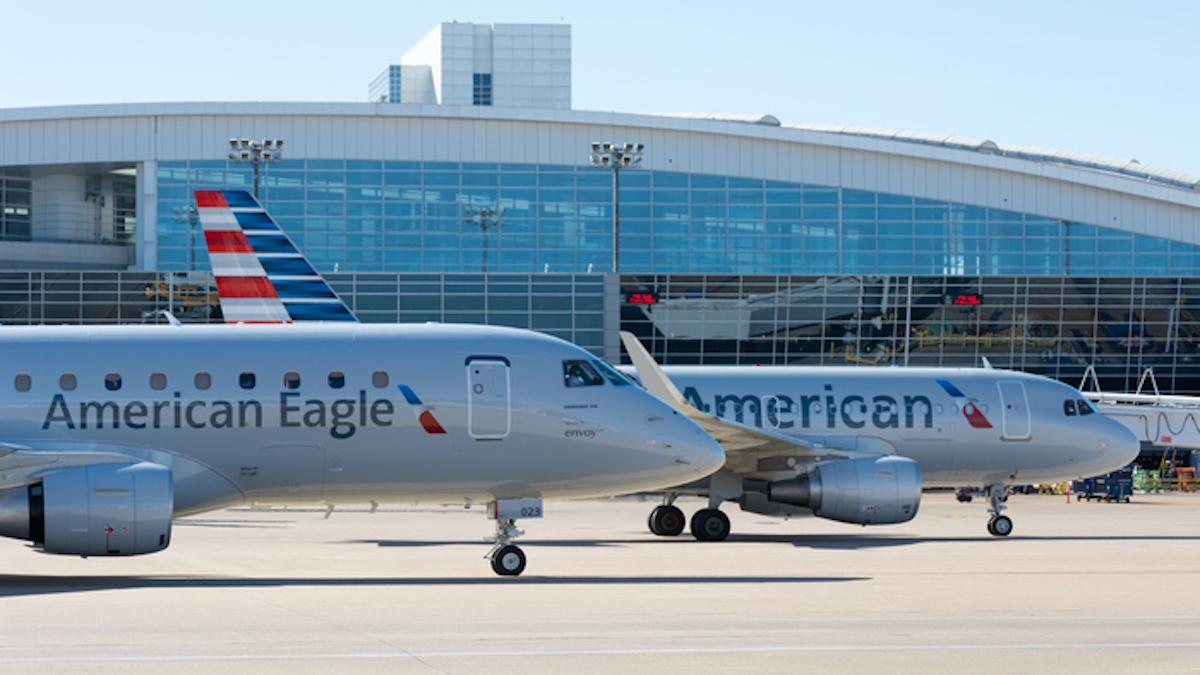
[194,190,357,323]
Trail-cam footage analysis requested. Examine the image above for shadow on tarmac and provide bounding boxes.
[359,531,1200,551]
[0,573,866,598]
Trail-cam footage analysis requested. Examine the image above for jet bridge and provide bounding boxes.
[1082,367,1200,449]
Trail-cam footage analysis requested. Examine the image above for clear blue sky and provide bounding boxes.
[3,0,1197,176]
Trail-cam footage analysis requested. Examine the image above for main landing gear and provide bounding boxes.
[647,494,731,541]
[486,498,542,576]
[985,484,1013,537]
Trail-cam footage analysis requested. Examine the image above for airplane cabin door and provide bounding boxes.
[996,381,1031,440]
[467,356,511,440]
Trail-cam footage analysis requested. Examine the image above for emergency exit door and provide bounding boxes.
[467,356,511,440]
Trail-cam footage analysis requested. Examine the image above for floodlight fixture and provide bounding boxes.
[227,136,285,199]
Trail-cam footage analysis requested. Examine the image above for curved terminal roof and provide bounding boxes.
[646,112,782,126]
[784,123,1200,192]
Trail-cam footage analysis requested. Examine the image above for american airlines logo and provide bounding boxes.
[681,380,991,432]
[935,380,994,429]
[683,384,936,430]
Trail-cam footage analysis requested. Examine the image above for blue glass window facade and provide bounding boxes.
[155,161,1200,276]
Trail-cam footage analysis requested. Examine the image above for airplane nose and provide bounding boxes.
[657,408,726,478]
[1106,419,1142,468]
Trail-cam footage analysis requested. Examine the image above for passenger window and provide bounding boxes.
[1063,400,1077,416]
[329,371,345,389]
[150,373,167,391]
[195,372,212,390]
[284,371,301,390]
[105,373,122,391]
[372,370,389,388]
[14,374,30,392]
[563,360,604,387]
[1077,400,1095,415]
[592,359,632,386]
[240,372,256,389]
[60,373,76,391]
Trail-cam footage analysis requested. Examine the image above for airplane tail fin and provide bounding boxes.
[193,190,357,323]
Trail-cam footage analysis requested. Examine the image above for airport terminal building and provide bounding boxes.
[2,22,1200,392]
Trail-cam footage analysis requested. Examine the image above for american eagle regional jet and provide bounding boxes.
[0,191,725,577]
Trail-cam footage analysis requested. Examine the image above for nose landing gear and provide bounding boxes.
[985,484,1013,537]
[486,499,542,576]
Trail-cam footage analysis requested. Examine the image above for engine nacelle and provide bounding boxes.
[766,456,921,525]
[0,462,173,556]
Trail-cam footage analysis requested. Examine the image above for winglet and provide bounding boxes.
[619,331,693,412]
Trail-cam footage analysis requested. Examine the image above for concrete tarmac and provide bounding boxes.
[1,491,1199,674]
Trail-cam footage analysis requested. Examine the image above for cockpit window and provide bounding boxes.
[1066,399,1096,416]
[563,360,605,387]
[591,359,633,386]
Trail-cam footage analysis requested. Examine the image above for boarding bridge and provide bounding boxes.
[1081,367,1200,449]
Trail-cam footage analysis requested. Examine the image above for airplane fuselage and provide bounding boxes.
[630,365,1140,487]
[0,323,723,517]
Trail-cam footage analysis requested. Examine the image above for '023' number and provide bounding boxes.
[520,506,542,517]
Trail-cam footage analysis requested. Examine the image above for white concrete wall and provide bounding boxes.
[492,24,570,109]
[32,174,96,243]
[402,25,444,103]
[399,65,435,104]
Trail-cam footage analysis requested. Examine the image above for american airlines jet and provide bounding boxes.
[0,192,725,577]
[620,332,1141,540]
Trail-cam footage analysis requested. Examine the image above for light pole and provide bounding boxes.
[589,142,643,273]
[227,138,283,200]
[464,205,505,272]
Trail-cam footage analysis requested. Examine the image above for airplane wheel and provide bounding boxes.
[491,545,526,576]
[648,505,686,536]
[987,515,1013,537]
[690,509,730,541]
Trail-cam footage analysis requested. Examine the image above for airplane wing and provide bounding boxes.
[619,332,878,478]
[0,443,143,487]
[194,190,358,323]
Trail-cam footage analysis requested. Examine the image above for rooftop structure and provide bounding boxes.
[369,22,571,109]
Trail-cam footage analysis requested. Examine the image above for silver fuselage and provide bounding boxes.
[625,365,1140,487]
[0,323,724,516]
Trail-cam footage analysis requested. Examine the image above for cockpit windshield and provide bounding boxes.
[563,360,605,387]
[1064,398,1096,416]
[592,359,633,386]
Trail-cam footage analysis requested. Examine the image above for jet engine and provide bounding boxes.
[0,462,173,556]
[766,456,921,525]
